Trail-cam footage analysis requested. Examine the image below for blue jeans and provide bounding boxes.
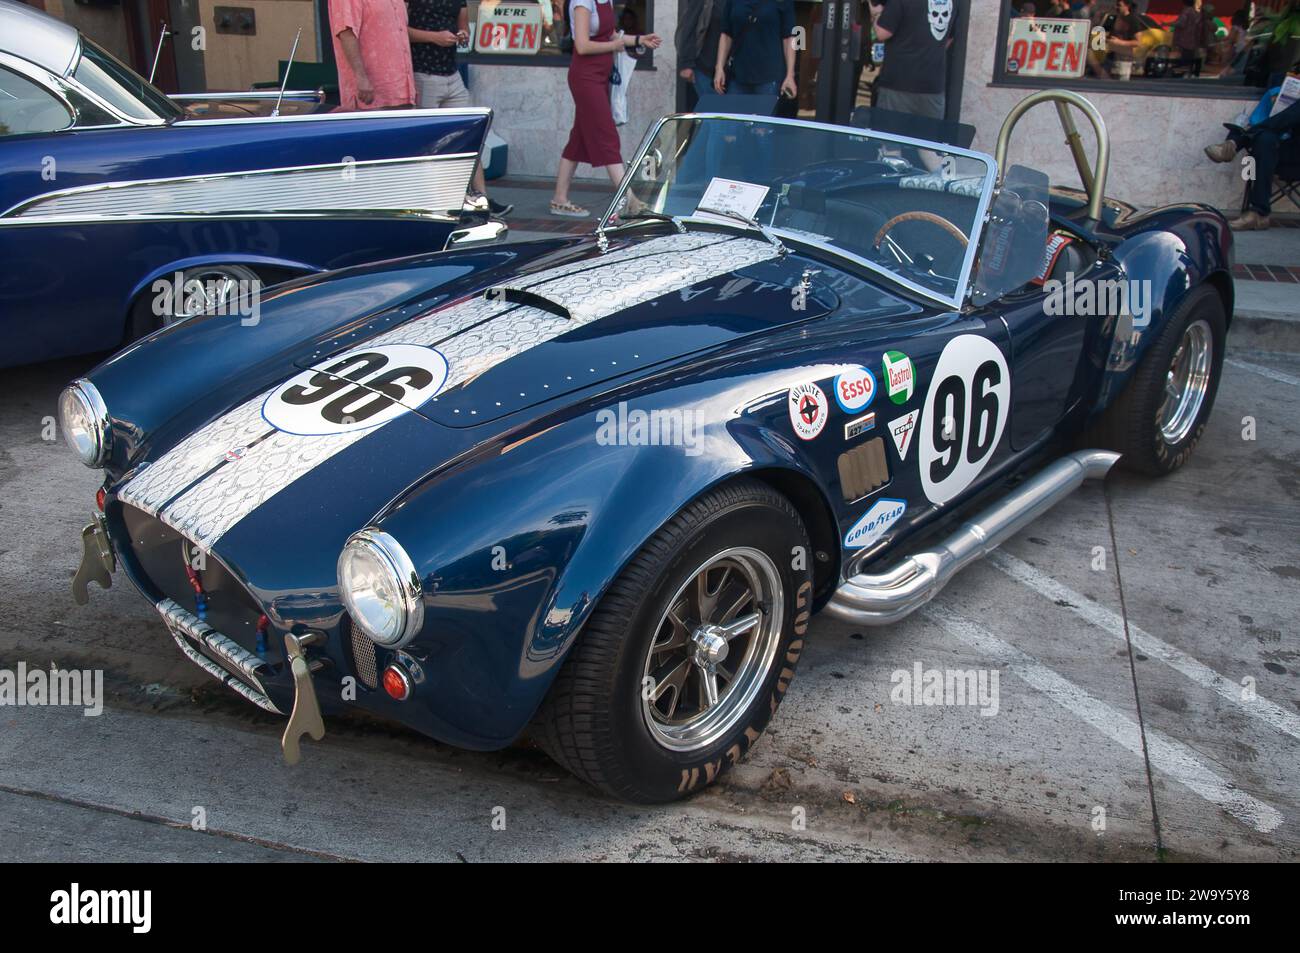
[693,71,715,102]
[728,80,779,95]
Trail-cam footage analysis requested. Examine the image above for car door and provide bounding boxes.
[968,165,1093,450]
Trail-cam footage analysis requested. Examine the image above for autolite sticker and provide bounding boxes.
[882,351,916,405]
[844,498,906,549]
[833,365,876,413]
[788,382,828,440]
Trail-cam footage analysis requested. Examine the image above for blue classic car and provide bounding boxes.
[63,90,1232,801]
[0,0,500,367]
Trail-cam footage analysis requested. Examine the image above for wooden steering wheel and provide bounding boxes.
[873,211,970,251]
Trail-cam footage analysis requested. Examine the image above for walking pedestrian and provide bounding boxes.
[676,0,723,104]
[408,0,512,216]
[869,0,957,122]
[549,0,662,218]
[712,0,797,98]
[328,0,416,111]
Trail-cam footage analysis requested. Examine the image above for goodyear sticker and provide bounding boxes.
[844,497,906,549]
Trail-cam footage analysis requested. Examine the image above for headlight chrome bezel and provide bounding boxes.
[337,529,424,648]
[59,379,111,468]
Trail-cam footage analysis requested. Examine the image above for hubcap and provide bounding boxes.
[641,547,784,752]
[1156,319,1213,445]
[167,267,254,326]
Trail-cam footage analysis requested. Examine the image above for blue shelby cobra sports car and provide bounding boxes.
[64,90,1232,801]
[0,0,500,367]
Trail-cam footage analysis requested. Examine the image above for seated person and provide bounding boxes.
[1205,75,1300,231]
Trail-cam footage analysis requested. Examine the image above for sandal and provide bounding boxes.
[550,200,590,218]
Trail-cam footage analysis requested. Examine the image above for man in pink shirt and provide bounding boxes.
[329,0,416,110]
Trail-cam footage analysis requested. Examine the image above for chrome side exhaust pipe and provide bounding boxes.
[825,450,1120,627]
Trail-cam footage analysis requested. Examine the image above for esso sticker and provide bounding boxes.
[844,498,906,549]
[263,344,449,436]
[833,366,876,413]
[919,335,1011,505]
[788,381,828,441]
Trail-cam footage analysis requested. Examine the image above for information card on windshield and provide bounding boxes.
[694,178,770,225]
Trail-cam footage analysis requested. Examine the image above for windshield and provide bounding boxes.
[72,38,182,122]
[610,116,995,306]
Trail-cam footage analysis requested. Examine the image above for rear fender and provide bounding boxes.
[1089,211,1232,416]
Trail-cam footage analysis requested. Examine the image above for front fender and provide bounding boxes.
[373,377,832,749]
[1090,206,1232,415]
[125,252,326,309]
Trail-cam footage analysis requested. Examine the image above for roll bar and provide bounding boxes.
[993,90,1110,222]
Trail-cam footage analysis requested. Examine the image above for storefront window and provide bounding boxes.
[462,0,653,65]
[993,0,1290,95]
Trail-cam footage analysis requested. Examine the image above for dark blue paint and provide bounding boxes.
[1,111,489,365]
[84,196,1232,750]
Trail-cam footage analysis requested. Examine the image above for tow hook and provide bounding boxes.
[72,514,115,605]
[281,631,326,765]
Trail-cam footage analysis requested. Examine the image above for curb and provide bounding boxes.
[1229,310,1300,354]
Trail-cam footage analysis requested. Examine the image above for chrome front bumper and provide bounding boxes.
[157,597,282,714]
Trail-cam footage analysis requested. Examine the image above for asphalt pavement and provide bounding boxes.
[0,223,1297,862]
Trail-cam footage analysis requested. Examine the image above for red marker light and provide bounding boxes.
[95,487,106,512]
[382,665,412,701]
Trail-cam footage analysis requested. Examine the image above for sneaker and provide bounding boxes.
[487,197,514,217]
[464,189,489,213]
[1204,140,1237,163]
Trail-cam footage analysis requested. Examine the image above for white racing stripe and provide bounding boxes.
[1226,357,1300,388]
[990,550,1300,744]
[926,610,1284,834]
[120,233,779,550]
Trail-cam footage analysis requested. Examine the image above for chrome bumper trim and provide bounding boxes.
[156,598,283,714]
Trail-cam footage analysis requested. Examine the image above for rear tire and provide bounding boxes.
[1084,285,1226,475]
[532,478,813,802]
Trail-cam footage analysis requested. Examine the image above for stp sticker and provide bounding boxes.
[882,351,916,404]
[844,498,906,549]
[833,365,876,413]
[888,411,919,462]
[263,344,449,437]
[788,381,828,441]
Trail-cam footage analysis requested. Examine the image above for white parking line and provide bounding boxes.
[1226,357,1300,388]
[926,610,1284,834]
[990,551,1300,744]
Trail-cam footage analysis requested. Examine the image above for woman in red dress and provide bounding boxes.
[549,0,661,217]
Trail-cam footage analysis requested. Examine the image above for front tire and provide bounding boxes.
[532,478,813,802]
[1086,284,1226,475]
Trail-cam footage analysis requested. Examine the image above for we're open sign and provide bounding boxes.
[1005,17,1088,79]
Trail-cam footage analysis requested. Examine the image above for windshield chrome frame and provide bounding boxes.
[601,113,999,311]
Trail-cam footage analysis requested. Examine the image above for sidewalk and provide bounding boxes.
[1227,224,1300,351]
[489,174,615,243]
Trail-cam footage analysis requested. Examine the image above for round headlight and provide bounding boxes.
[337,530,424,647]
[58,380,110,468]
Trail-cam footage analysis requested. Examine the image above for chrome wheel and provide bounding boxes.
[166,266,258,326]
[1156,318,1213,445]
[641,547,784,752]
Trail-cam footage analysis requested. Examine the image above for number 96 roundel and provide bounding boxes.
[263,344,449,436]
[919,334,1010,506]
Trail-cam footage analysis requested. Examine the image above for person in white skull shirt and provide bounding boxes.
[869,0,957,125]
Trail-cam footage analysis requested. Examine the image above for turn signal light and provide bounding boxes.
[382,664,412,701]
[95,487,106,512]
